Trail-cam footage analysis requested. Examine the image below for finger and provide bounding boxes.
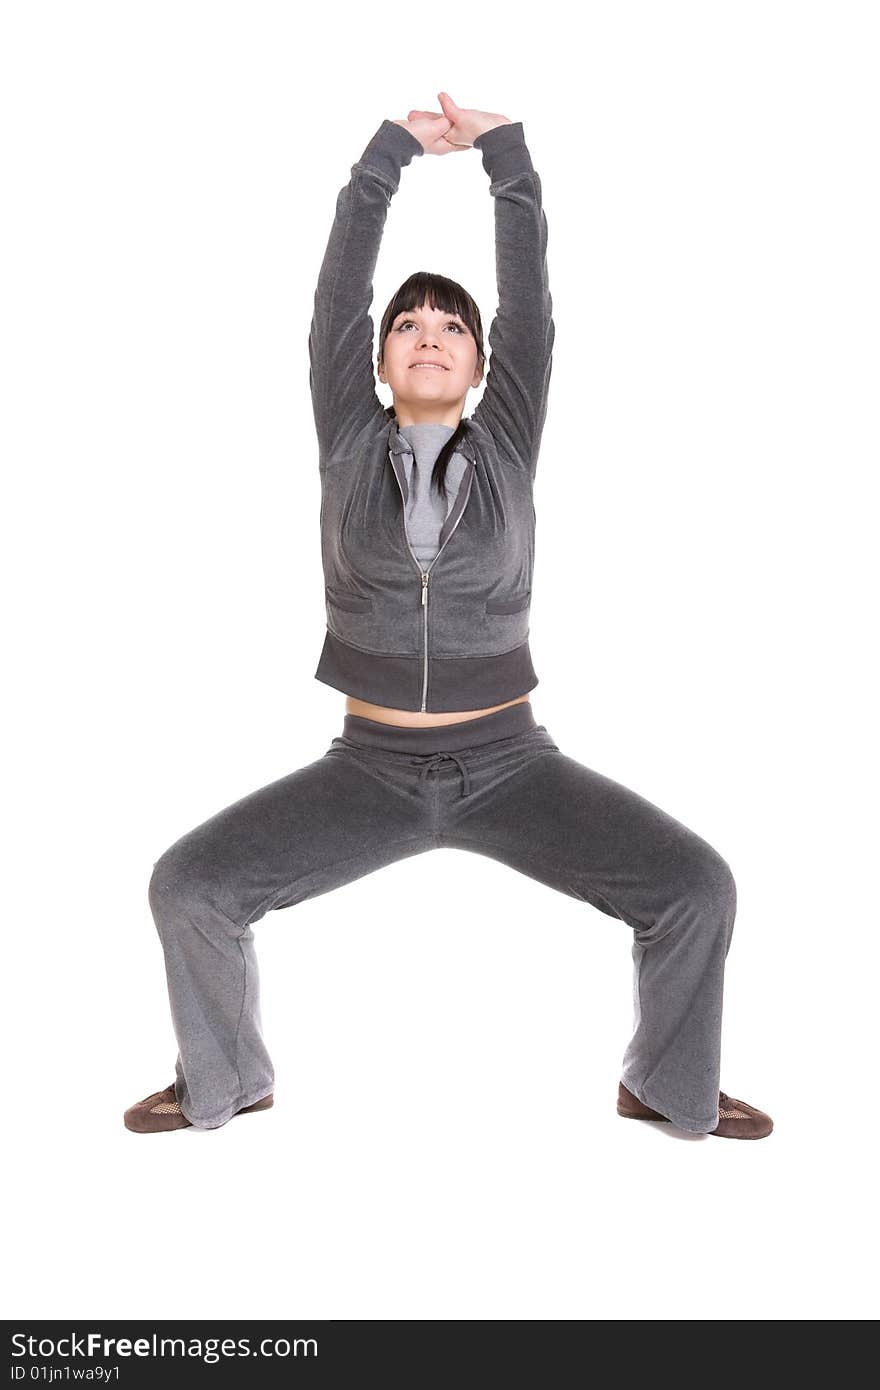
[437,93,463,122]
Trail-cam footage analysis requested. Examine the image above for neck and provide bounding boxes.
[394,409,463,430]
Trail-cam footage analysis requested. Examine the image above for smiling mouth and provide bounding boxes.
[410,364,449,371]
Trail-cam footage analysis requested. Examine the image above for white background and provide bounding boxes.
[3,0,877,1321]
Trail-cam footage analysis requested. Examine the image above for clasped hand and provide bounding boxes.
[392,90,512,155]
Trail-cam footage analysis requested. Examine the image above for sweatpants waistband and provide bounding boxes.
[340,699,538,754]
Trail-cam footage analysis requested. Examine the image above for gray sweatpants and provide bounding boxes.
[148,702,737,1133]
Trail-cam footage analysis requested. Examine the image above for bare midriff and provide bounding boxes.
[344,693,531,728]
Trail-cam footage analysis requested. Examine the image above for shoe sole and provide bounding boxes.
[617,1102,772,1138]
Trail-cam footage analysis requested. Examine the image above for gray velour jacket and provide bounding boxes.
[308,118,554,712]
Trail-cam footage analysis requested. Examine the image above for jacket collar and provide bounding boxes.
[385,408,477,463]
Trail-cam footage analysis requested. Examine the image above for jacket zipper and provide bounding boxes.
[390,458,476,711]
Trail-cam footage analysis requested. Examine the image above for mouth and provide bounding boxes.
[410,363,449,371]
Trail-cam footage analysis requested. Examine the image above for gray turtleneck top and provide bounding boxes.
[397,422,469,568]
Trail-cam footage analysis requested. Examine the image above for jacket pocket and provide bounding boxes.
[485,589,531,615]
[326,585,373,613]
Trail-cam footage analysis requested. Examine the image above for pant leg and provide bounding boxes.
[148,739,438,1129]
[440,727,737,1134]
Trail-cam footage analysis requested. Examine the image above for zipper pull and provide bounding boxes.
[421,573,428,606]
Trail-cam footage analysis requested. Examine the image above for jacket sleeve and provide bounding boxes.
[470,122,555,479]
[308,120,424,462]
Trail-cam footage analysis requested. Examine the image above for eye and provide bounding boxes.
[396,319,465,333]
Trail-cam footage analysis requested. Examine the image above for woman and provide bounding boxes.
[125,92,772,1139]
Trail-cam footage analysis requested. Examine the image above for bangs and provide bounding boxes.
[392,279,471,326]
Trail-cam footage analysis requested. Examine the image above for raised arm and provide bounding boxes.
[308,120,424,462]
[469,121,555,479]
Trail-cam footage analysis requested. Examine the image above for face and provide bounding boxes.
[377,302,483,424]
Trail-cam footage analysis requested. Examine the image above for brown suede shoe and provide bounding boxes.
[123,1083,274,1133]
[617,1081,773,1139]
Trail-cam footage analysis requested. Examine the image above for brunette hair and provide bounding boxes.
[378,271,485,496]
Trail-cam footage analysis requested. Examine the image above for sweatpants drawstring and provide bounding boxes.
[415,751,472,799]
